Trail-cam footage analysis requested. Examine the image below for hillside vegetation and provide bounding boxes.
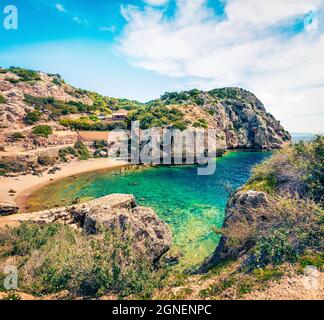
[0,67,290,150]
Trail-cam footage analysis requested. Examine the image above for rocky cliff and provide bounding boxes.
[0,67,290,151]
[0,68,92,130]
[156,88,291,150]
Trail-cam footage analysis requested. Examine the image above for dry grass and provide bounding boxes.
[222,196,323,268]
[246,136,324,203]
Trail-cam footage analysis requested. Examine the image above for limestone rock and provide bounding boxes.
[8,194,172,263]
[201,190,269,270]
[0,201,19,216]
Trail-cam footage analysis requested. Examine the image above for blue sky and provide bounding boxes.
[0,0,324,132]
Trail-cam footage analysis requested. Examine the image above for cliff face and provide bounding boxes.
[158,88,291,150]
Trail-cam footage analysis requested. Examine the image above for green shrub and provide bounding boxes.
[0,94,6,104]
[253,266,284,282]
[9,132,25,140]
[0,158,30,173]
[59,146,77,162]
[24,111,42,124]
[247,136,324,203]
[172,121,188,131]
[0,223,162,298]
[59,117,127,131]
[6,222,63,256]
[297,252,324,270]
[221,196,323,269]
[74,141,90,160]
[93,140,108,149]
[5,77,19,84]
[24,95,88,119]
[127,106,184,130]
[8,67,41,82]
[193,120,208,129]
[32,125,52,138]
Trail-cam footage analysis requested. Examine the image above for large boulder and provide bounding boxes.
[0,201,19,216]
[200,190,269,271]
[84,203,172,262]
[7,194,172,263]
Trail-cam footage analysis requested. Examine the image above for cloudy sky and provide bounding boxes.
[0,0,323,133]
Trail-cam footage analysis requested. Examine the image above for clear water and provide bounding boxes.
[26,152,271,267]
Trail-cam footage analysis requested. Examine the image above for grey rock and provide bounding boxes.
[9,194,172,263]
[0,201,19,216]
[200,190,269,271]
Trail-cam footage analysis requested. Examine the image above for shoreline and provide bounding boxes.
[1,148,273,213]
[0,158,128,212]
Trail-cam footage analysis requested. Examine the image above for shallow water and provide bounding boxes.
[26,152,271,267]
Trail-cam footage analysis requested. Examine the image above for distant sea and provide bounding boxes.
[290,132,322,143]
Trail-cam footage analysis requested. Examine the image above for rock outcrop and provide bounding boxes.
[0,201,19,216]
[201,190,269,270]
[0,70,92,130]
[160,88,291,150]
[5,194,172,263]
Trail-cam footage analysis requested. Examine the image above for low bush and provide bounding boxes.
[24,111,42,124]
[8,67,41,82]
[222,196,323,269]
[59,117,127,131]
[247,136,324,203]
[127,106,184,130]
[32,125,52,138]
[0,223,162,298]
[9,132,25,140]
[74,141,90,160]
[0,158,30,174]
[0,94,6,104]
[93,140,108,149]
[37,155,57,166]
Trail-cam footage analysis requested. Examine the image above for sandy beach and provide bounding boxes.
[0,158,128,212]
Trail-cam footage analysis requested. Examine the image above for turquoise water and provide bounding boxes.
[27,152,271,267]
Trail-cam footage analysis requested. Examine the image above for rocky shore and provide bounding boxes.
[0,193,172,263]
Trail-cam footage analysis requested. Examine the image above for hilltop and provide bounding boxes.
[0,67,290,152]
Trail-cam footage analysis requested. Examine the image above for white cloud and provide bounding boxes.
[73,16,90,26]
[55,3,66,12]
[99,25,116,33]
[118,0,324,133]
[144,0,169,6]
